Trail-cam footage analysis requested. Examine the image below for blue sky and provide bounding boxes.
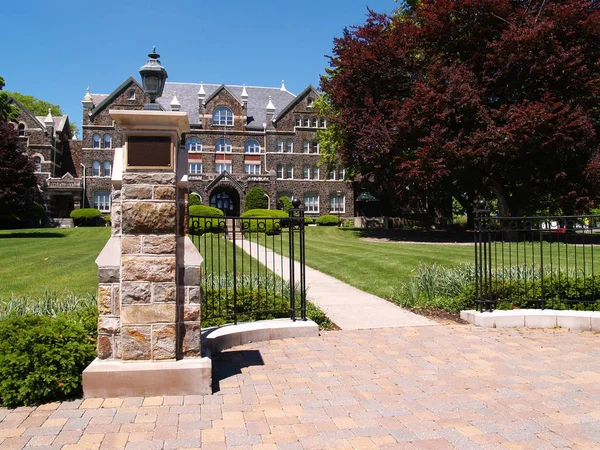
[1,1,397,137]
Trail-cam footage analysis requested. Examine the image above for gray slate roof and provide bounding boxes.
[36,116,68,132]
[156,82,296,127]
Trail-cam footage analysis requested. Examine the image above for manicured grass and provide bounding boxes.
[261,227,475,299]
[0,227,111,298]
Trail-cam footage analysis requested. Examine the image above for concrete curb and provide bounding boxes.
[461,309,600,331]
[202,318,319,353]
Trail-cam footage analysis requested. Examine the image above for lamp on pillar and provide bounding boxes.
[139,47,168,110]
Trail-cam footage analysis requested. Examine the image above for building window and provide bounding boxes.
[244,139,260,153]
[302,140,310,154]
[302,165,310,179]
[295,117,301,127]
[188,163,203,174]
[186,137,202,152]
[320,118,326,128]
[92,134,101,148]
[286,139,293,153]
[330,194,345,213]
[311,117,318,128]
[303,118,310,127]
[18,123,25,136]
[304,193,319,213]
[285,165,293,179]
[215,138,232,153]
[103,161,112,177]
[276,164,284,179]
[213,106,233,126]
[312,141,319,154]
[215,163,232,174]
[103,134,112,149]
[312,166,319,180]
[244,164,261,175]
[33,156,41,172]
[276,139,284,153]
[92,161,101,177]
[307,97,314,107]
[128,89,136,100]
[93,191,111,212]
[328,168,335,180]
[338,167,345,181]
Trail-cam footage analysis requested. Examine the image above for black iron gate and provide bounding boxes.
[474,208,600,312]
[188,205,306,326]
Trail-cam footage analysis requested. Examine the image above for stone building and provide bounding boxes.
[7,97,80,221]
[80,77,354,218]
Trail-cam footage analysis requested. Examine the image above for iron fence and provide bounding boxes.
[474,210,600,312]
[188,207,306,326]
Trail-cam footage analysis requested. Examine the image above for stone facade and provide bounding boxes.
[80,79,354,219]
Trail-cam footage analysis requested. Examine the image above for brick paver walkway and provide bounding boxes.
[2,325,600,449]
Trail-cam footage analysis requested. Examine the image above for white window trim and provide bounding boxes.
[304,194,319,213]
[188,163,203,174]
[93,191,111,213]
[244,164,261,175]
[245,140,261,153]
[215,163,232,174]
[215,139,232,153]
[103,161,112,177]
[187,138,202,153]
[286,139,293,153]
[213,106,234,126]
[330,194,346,213]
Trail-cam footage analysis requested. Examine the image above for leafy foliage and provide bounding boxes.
[316,214,340,226]
[0,313,97,407]
[244,187,268,211]
[322,1,600,219]
[241,209,287,234]
[0,76,18,122]
[0,120,41,229]
[70,208,102,226]
[188,193,202,206]
[278,195,293,212]
[188,204,224,234]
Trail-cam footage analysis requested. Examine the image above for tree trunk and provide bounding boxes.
[488,179,510,217]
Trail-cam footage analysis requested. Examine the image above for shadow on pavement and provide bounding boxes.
[211,349,264,393]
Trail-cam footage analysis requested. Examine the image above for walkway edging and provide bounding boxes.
[461,309,600,330]
[202,318,319,353]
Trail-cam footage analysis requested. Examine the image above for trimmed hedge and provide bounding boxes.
[316,214,340,226]
[188,205,224,234]
[304,216,315,225]
[244,187,268,211]
[241,209,287,234]
[70,208,102,226]
[188,193,202,206]
[0,313,97,407]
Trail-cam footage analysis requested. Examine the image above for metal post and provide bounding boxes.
[289,208,296,321]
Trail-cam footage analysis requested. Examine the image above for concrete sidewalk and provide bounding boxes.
[234,239,436,330]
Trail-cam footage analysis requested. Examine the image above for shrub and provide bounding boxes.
[278,196,293,212]
[0,314,97,407]
[70,208,102,226]
[304,216,315,225]
[244,187,268,211]
[241,209,287,234]
[189,193,202,206]
[316,214,340,226]
[342,219,354,228]
[188,205,224,234]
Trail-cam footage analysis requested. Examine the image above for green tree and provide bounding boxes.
[7,91,77,136]
[0,77,18,122]
[244,187,268,212]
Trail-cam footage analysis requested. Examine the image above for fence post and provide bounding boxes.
[474,200,492,312]
[288,204,296,321]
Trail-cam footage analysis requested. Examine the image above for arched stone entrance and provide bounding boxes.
[210,187,240,216]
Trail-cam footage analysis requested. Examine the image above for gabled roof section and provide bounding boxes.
[89,76,143,119]
[7,97,47,129]
[202,85,242,107]
[273,84,319,125]
[206,171,244,194]
[157,82,295,126]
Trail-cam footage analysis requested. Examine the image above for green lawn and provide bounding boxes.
[264,227,475,299]
[0,227,111,298]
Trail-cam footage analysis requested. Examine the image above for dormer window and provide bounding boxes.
[213,106,233,126]
[128,89,136,100]
[307,97,314,107]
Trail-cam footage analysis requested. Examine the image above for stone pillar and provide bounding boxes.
[83,110,210,397]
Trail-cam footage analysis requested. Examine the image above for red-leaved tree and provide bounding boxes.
[321,0,600,222]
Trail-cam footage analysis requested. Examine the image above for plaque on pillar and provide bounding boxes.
[126,135,173,170]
